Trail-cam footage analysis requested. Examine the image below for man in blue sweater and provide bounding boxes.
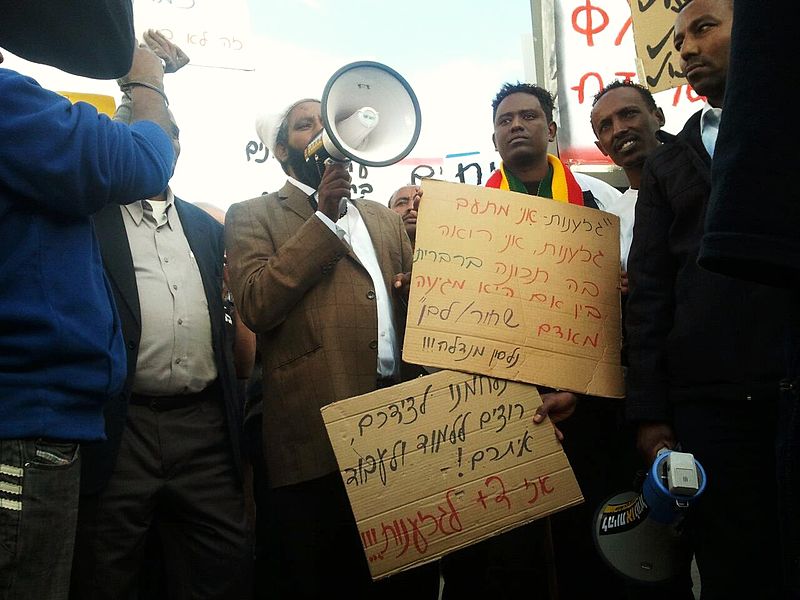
[0,4,175,597]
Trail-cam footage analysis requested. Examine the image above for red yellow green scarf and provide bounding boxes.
[485,154,585,205]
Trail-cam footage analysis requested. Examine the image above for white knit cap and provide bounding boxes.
[254,97,320,157]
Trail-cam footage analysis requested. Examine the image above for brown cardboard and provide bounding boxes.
[321,370,583,580]
[404,180,624,398]
[629,0,686,93]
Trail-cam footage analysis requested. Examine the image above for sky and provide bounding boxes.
[245,0,535,158]
[248,0,532,79]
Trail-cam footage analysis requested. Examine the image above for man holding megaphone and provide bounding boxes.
[224,95,438,599]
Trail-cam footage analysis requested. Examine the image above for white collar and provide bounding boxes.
[286,176,315,197]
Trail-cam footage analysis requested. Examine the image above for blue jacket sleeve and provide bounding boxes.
[0,68,174,216]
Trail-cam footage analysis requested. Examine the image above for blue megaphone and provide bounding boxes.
[593,450,707,583]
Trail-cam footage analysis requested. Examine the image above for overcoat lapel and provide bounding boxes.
[93,205,140,329]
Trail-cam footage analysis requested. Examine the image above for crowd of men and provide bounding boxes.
[1,0,797,599]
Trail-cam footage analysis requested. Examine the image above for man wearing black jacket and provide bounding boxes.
[70,40,249,600]
[625,1,788,597]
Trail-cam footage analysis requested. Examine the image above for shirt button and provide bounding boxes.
[173,284,178,290]
[369,340,378,350]
[177,318,183,325]
[164,257,170,263]
[366,290,376,300]
[175,358,181,365]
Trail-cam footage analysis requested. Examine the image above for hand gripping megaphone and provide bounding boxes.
[303,61,422,168]
[593,450,707,583]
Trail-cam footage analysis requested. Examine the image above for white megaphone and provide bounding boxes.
[303,61,422,168]
[593,450,707,583]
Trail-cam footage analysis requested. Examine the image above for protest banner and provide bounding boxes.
[629,0,687,93]
[404,179,624,398]
[321,370,583,579]
[133,0,254,70]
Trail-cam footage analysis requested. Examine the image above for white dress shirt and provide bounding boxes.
[603,187,639,271]
[287,177,399,378]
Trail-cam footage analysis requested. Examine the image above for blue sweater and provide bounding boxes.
[0,68,174,441]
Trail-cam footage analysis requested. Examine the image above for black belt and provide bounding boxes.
[129,379,221,411]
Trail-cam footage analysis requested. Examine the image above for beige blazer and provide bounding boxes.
[225,182,413,487]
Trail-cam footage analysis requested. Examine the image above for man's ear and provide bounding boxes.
[492,133,497,151]
[548,121,557,143]
[274,142,288,165]
[655,107,666,128]
[594,140,609,157]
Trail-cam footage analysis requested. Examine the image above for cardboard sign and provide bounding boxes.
[404,179,624,398]
[629,0,687,93]
[321,370,583,579]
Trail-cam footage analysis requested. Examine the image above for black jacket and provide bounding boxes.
[625,110,790,422]
[81,199,243,493]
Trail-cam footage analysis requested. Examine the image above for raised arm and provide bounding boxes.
[224,199,348,333]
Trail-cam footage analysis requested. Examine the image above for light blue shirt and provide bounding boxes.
[701,104,723,158]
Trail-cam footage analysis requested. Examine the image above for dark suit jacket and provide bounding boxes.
[225,182,413,488]
[81,198,242,494]
[625,111,790,423]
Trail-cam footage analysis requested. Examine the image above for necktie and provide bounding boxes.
[702,108,722,158]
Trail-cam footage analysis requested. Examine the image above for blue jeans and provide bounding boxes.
[0,439,80,600]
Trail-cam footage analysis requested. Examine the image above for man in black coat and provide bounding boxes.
[698,0,799,593]
[625,1,789,597]
[70,41,249,600]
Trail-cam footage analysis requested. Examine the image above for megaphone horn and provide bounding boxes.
[593,450,707,583]
[304,61,422,168]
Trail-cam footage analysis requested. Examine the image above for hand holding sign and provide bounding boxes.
[144,28,190,73]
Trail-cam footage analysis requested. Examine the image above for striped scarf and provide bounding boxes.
[485,154,585,205]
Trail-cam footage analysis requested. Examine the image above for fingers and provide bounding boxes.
[531,409,565,441]
[392,273,411,296]
[636,422,676,465]
[146,29,169,45]
[317,163,351,221]
[320,163,352,197]
[536,391,577,425]
[143,29,189,72]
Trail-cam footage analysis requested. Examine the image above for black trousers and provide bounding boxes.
[673,395,783,600]
[267,471,440,600]
[71,396,250,600]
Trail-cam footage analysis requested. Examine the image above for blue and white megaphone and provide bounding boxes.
[593,449,707,583]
